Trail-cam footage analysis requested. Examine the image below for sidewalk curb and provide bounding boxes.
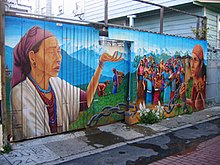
[44,115,220,165]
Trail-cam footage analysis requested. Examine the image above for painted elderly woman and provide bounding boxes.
[11,26,123,140]
[180,44,206,111]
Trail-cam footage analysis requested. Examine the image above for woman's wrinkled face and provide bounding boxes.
[35,36,62,77]
[191,53,202,78]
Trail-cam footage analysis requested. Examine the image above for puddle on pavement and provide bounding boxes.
[187,125,198,130]
[118,151,126,154]
[209,118,220,125]
[126,130,219,164]
[129,142,162,152]
[127,132,186,164]
[82,128,125,148]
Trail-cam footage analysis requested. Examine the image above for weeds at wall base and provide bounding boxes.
[139,110,160,125]
[1,143,12,154]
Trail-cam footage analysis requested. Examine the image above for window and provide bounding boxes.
[58,5,63,14]
[41,7,46,14]
[75,1,79,11]
[72,0,84,19]
[57,0,64,16]
[73,0,84,15]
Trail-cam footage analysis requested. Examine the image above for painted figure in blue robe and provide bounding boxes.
[169,67,176,100]
[162,64,171,104]
[143,72,153,106]
[112,68,119,94]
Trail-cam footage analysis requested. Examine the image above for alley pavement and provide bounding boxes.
[0,105,220,165]
[150,135,220,165]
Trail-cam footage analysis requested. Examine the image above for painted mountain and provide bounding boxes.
[4,46,112,86]
[69,47,130,77]
[59,49,112,85]
[69,47,101,68]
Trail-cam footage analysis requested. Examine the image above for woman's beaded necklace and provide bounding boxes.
[28,74,57,133]
[28,74,52,93]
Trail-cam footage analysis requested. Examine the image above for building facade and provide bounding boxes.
[84,0,220,49]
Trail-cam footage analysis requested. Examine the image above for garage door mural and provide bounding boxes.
[4,16,207,141]
[109,27,207,118]
[5,16,129,141]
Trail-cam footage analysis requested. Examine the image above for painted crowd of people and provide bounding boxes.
[137,54,185,107]
[137,44,206,111]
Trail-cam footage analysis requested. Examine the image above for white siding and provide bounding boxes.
[85,0,220,48]
[206,8,218,48]
[84,0,193,21]
[110,4,203,38]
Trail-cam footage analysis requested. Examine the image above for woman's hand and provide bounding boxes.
[87,51,123,108]
[100,51,123,63]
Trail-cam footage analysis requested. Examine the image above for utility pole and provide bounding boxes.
[104,0,108,30]
[0,0,8,146]
[160,7,164,34]
[99,0,108,42]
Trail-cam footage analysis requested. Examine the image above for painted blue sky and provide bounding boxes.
[6,16,207,62]
[5,16,208,76]
[108,27,208,62]
[5,16,99,55]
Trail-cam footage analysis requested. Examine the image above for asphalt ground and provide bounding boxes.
[59,118,220,165]
[0,106,220,165]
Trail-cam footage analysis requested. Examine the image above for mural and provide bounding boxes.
[109,27,207,118]
[135,44,206,113]
[4,16,207,141]
[5,16,127,140]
